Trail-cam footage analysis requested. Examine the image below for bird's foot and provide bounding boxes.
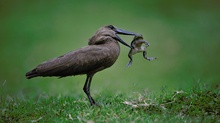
[90,102,100,107]
[88,97,100,107]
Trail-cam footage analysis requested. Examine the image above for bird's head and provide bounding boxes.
[89,25,138,48]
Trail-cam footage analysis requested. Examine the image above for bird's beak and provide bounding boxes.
[114,27,137,48]
[115,28,136,36]
[114,34,131,48]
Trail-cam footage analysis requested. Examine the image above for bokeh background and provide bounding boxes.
[1,0,220,96]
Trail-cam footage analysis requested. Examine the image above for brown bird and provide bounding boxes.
[26,25,137,105]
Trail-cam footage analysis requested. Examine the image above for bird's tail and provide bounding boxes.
[25,68,39,79]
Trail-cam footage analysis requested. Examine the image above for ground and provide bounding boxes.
[1,82,219,122]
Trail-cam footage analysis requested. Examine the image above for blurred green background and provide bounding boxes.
[1,0,220,96]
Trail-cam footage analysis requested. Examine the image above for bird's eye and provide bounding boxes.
[108,25,115,29]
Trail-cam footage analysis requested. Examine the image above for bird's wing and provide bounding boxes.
[34,45,113,77]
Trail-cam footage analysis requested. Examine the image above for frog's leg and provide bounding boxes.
[127,51,133,67]
[143,51,156,61]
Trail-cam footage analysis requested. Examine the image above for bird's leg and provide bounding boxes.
[83,74,97,106]
[143,51,156,61]
[127,53,133,67]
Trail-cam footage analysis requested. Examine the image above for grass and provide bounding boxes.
[1,82,219,123]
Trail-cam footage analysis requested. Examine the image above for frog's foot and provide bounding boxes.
[145,57,157,61]
[145,41,150,47]
[126,61,132,67]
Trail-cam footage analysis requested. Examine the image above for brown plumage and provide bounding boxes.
[26,25,137,105]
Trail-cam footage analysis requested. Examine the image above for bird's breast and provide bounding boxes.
[102,41,120,65]
[83,41,120,75]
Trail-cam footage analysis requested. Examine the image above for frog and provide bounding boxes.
[127,34,156,67]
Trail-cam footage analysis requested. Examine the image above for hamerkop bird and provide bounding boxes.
[26,25,137,105]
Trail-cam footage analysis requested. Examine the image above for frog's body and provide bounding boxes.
[127,35,156,67]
